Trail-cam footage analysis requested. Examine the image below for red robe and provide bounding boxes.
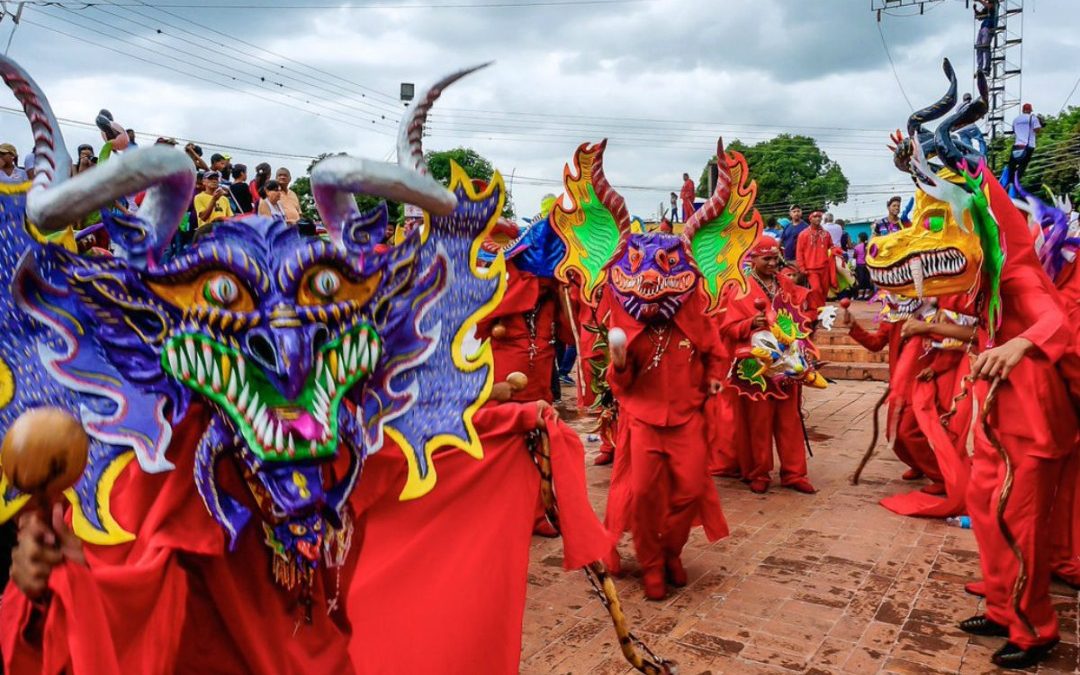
[476,265,572,403]
[602,289,729,572]
[1,405,357,675]
[966,176,1077,650]
[848,318,940,483]
[878,296,976,518]
[795,225,838,311]
[349,401,609,674]
[719,275,812,486]
[680,179,696,222]
[1047,261,1080,585]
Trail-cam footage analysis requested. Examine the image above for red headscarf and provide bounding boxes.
[749,235,780,257]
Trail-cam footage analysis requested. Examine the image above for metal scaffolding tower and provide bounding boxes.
[982,0,1024,142]
[872,0,1024,142]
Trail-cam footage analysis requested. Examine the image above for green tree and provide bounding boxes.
[697,134,849,219]
[990,106,1080,205]
[425,147,515,217]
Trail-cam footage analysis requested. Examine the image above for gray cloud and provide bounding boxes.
[0,0,1076,222]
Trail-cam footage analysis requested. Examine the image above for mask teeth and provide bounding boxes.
[910,256,925,299]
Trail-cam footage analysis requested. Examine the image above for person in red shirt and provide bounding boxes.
[720,236,816,494]
[604,286,728,601]
[679,172,696,222]
[795,211,838,313]
[957,174,1077,668]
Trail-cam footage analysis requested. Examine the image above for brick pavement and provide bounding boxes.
[520,380,1080,674]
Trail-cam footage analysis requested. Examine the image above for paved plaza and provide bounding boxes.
[520,381,1080,674]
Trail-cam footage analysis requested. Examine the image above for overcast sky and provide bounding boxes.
[1,0,1077,222]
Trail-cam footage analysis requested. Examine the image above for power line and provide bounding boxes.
[26,0,650,8]
[87,1,405,121]
[876,20,914,110]
[110,0,407,113]
[21,15,396,135]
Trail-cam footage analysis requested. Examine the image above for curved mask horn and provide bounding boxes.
[0,54,194,238]
[907,58,958,138]
[0,55,72,196]
[312,63,492,242]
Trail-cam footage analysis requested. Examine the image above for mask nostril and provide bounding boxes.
[312,326,329,353]
[869,243,879,258]
[247,333,278,372]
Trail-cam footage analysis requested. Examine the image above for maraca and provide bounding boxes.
[839,298,852,309]
[753,298,768,312]
[608,327,627,350]
[491,323,507,340]
[1,408,89,506]
[490,372,530,402]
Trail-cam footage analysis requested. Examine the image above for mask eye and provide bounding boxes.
[203,274,239,308]
[628,247,643,272]
[297,264,382,307]
[309,269,341,300]
[289,524,308,536]
[149,270,254,313]
[655,249,680,272]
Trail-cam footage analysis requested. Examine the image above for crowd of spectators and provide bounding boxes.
[0,134,312,256]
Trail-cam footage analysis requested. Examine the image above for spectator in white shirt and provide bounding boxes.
[0,143,28,184]
[823,212,844,248]
[1008,103,1042,181]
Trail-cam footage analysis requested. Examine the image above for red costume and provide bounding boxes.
[877,297,977,518]
[795,224,838,311]
[680,178,696,222]
[1,405,357,674]
[349,401,609,674]
[1,402,610,675]
[848,315,943,486]
[602,290,728,590]
[1046,260,1080,585]
[966,177,1077,651]
[476,265,572,404]
[720,272,813,490]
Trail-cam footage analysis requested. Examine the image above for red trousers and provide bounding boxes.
[968,428,1062,649]
[1049,445,1080,585]
[804,269,830,312]
[744,394,807,485]
[707,388,742,476]
[893,405,943,483]
[625,414,714,571]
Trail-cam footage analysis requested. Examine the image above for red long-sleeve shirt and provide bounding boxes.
[796,225,834,273]
[476,266,573,403]
[604,290,726,427]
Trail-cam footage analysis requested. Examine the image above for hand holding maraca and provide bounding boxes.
[751,298,768,330]
[3,409,90,600]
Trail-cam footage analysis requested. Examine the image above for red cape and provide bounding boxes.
[348,401,609,674]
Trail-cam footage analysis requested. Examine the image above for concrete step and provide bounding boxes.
[819,362,890,382]
[817,345,889,364]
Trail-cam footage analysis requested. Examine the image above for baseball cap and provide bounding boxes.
[210,152,230,164]
[404,204,424,219]
[0,142,16,155]
[204,170,221,181]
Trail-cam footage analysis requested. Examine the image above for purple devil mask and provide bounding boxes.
[0,57,503,594]
[608,232,697,322]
